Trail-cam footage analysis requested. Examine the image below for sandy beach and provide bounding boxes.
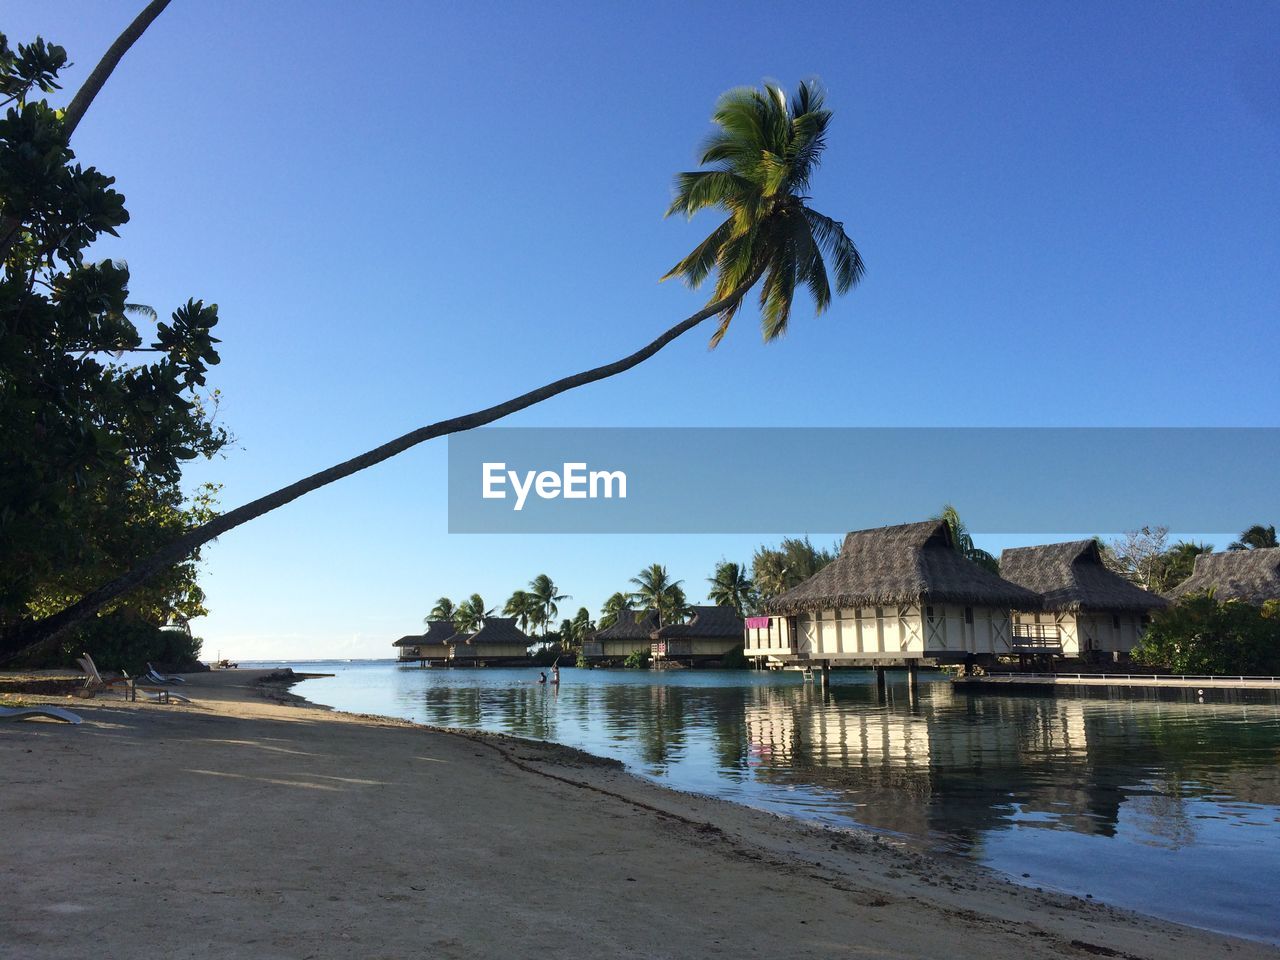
[1,670,1273,960]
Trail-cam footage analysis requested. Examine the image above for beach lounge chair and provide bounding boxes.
[75,654,132,699]
[145,663,185,684]
[123,678,193,705]
[0,705,82,724]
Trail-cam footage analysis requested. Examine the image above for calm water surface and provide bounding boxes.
[259,661,1280,943]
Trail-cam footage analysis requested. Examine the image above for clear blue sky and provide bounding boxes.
[13,2,1279,659]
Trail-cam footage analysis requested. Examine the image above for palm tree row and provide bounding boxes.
[425,574,569,638]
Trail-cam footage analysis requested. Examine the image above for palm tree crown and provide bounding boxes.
[426,597,455,626]
[629,564,687,627]
[527,574,568,636]
[453,594,492,634]
[1229,524,1278,551]
[503,590,539,634]
[598,592,635,630]
[664,80,864,346]
[707,561,757,618]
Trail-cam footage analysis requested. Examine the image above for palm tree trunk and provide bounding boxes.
[0,0,173,260]
[5,268,765,660]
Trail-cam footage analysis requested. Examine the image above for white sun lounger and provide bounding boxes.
[145,663,185,683]
[0,706,82,724]
[76,654,132,699]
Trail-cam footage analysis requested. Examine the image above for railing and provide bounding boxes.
[983,672,1280,685]
[1012,623,1060,640]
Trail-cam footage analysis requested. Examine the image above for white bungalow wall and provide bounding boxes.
[1012,610,1147,657]
[749,604,1014,661]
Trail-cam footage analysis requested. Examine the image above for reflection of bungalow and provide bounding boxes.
[744,520,1040,666]
[651,606,745,666]
[1000,540,1168,659]
[447,617,531,666]
[1167,547,1280,606]
[582,611,659,664]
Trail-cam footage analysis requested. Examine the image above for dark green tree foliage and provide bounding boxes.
[752,536,838,600]
[1133,594,1280,676]
[0,33,227,658]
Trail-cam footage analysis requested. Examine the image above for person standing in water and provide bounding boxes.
[550,665,560,685]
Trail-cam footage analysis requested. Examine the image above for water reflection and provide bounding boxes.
[288,663,1280,942]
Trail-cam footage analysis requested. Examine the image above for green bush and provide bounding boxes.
[16,611,201,674]
[719,643,749,670]
[1133,594,1280,675]
[624,648,650,669]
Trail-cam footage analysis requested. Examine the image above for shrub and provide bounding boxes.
[624,648,650,669]
[1133,594,1280,675]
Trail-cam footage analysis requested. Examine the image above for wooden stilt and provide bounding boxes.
[875,666,886,699]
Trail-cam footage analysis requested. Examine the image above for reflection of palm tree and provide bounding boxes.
[1229,524,1278,551]
[426,597,455,626]
[708,561,757,617]
[454,594,492,633]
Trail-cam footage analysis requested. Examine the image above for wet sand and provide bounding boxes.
[1,670,1272,959]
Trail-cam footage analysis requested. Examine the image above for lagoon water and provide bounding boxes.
[264,661,1280,943]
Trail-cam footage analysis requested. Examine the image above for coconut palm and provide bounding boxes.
[527,574,568,637]
[502,590,539,634]
[425,597,456,626]
[558,607,595,648]
[630,564,687,627]
[664,80,864,346]
[17,79,865,658]
[707,561,757,618]
[453,594,492,634]
[751,536,838,599]
[598,592,635,630]
[936,504,999,574]
[1228,524,1278,551]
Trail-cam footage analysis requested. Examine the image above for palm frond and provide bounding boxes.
[661,216,734,287]
[803,207,865,293]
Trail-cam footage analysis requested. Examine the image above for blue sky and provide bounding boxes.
[13,2,1279,659]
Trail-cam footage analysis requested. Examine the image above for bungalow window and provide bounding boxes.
[964,606,974,625]
[926,606,935,622]
[1112,614,1122,629]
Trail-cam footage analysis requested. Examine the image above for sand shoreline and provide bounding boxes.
[2,669,1273,959]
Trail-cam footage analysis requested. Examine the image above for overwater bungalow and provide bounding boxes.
[743,520,1041,669]
[999,540,1168,660]
[394,620,456,664]
[446,616,531,666]
[650,606,744,667]
[582,610,660,664]
[1167,547,1280,605]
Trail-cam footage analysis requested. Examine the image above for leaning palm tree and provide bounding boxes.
[14,78,865,659]
[663,81,864,346]
[707,561,757,618]
[453,594,492,634]
[936,504,998,574]
[425,597,456,625]
[1228,524,1278,551]
[528,574,568,637]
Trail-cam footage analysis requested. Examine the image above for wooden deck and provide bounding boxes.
[955,672,1280,691]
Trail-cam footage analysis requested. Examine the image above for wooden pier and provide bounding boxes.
[955,672,1280,691]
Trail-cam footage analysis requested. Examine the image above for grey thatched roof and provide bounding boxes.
[422,620,456,645]
[1000,540,1169,613]
[393,634,423,647]
[768,520,1041,614]
[465,616,531,646]
[591,610,659,641]
[1167,547,1280,605]
[655,605,744,639]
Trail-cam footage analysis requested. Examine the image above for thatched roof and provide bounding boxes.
[422,620,456,645]
[1000,540,1169,613]
[591,610,659,641]
[464,616,531,646]
[1167,548,1280,605]
[392,634,423,647]
[768,520,1041,614]
[655,605,744,640]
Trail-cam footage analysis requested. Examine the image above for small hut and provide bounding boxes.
[651,606,744,667]
[583,610,659,664]
[393,634,424,662]
[744,520,1040,666]
[999,540,1168,659]
[1167,547,1280,606]
[447,617,531,666]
